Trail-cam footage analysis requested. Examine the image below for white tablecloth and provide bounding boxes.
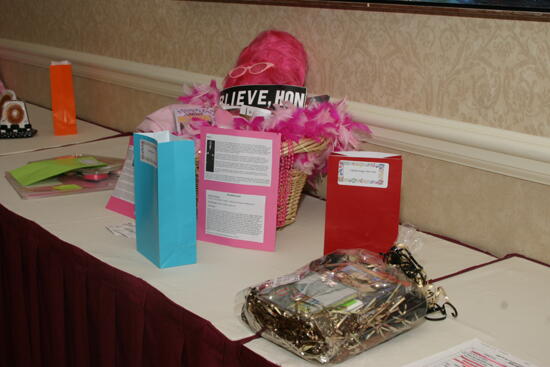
[0,136,497,342]
[0,103,121,156]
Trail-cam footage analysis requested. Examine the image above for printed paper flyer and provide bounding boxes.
[197,126,281,251]
[403,339,539,367]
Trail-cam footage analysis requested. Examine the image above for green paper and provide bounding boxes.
[53,184,82,191]
[9,156,107,186]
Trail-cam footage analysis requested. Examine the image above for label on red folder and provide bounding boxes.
[338,160,389,188]
[324,152,402,255]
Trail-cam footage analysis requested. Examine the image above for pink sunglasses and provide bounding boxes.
[228,62,274,79]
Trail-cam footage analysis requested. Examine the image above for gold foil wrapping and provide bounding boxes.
[241,249,428,364]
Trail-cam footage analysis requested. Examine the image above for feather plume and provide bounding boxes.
[177,81,371,180]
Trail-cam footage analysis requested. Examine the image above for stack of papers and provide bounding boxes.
[6,154,123,199]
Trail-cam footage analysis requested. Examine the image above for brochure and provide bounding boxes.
[105,138,136,218]
[197,126,281,251]
[403,339,539,367]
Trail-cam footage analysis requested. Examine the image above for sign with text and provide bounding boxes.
[197,126,281,251]
[219,84,307,109]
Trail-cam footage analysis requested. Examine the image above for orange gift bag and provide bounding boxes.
[50,61,77,135]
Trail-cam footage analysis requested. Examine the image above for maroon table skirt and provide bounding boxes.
[0,204,278,367]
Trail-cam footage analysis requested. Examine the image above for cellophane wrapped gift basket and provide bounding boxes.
[239,244,456,364]
[137,30,370,227]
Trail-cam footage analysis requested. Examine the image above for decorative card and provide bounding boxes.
[197,126,281,251]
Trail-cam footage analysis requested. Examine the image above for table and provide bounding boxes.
[0,103,121,156]
[436,255,549,365]
[0,136,131,224]
[0,203,276,367]
[245,255,549,366]
[1,136,516,367]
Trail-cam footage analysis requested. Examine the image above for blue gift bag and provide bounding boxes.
[134,131,196,268]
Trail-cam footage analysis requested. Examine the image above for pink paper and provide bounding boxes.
[105,137,135,218]
[197,127,281,251]
[105,196,135,219]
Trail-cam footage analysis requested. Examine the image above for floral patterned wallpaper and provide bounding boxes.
[1,0,550,137]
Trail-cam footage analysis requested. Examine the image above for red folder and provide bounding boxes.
[323,152,402,255]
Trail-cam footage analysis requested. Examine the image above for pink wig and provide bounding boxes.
[223,30,308,89]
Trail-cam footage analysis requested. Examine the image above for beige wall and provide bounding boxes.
[1,1,549,262]
[361,142,550,263]
[2,1,550,136]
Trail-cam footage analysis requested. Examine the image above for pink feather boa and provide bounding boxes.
[177,81,371,178]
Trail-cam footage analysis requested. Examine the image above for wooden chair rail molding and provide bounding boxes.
[179,0,550,22]
[2,37,550,185]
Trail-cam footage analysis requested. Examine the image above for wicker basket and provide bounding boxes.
[277,138,328,228]
[196,138,328,228]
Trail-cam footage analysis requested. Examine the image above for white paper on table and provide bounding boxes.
[403,339,539,367]
[106,222,136,239]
